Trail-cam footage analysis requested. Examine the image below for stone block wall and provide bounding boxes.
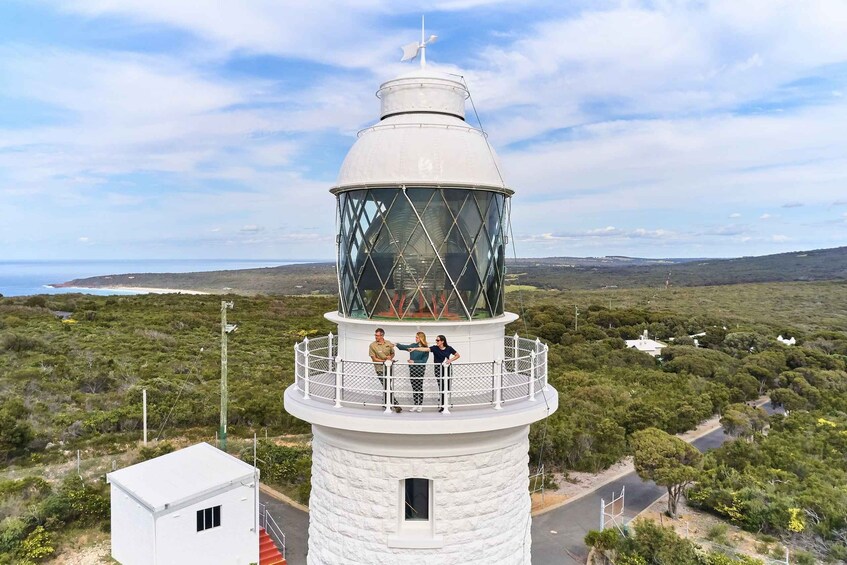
[307,432,532,564]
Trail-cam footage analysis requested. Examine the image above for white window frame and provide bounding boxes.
[387,478,443,549]
[196,504,221,532]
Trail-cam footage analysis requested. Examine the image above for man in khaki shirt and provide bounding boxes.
[369,328,399,412]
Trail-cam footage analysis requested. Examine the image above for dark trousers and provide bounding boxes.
[409,364,424,406]
[435,364,451,408]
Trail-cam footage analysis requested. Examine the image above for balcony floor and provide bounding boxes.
[284,383,559,435]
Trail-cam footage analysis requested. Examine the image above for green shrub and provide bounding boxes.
[0,334,45,353]
[828,543,847,562]
[792,550,816,565]
[584,528,621,552]
[0,516,30,553]
[137,442,176,462]
[706,523,731,545]
[0,478,50,501]
[38,478,109,528]
[23,296,47,309]
[17,525,53,563]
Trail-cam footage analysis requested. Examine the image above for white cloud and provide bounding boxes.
[49,0,408,70]
[3,1,847,260]
[759,213,772,220]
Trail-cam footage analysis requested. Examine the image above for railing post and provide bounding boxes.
[441,361,451,415]
[293,343,299,388]
[600,497,605,530]
[384,360,393,414]
[494,358,503,410]
[529,350,537,401]
[303,337,311,400]
[328,331,334,357]
[536,337,546,388]
[334,356,343,408]
[513,333,519,369]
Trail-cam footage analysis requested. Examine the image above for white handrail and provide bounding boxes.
[292,334,547,411]
[258,503,286,560]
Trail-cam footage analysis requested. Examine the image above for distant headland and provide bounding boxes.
[47,247,847,296]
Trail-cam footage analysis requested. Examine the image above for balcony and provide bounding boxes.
[292,334,547,414]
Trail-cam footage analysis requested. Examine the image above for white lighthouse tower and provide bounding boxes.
[284,35,558,564]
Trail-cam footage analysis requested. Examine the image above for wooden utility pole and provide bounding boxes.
[220,301,235,451]
[574,305,579,331]
[142,388,147,446]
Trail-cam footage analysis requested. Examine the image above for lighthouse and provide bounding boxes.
[284,34,559,564]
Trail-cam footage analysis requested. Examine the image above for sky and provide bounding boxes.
[1,1,846,261]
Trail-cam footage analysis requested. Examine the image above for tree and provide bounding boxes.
[0,400,33,461]
[769,387,808,413]
[720,403,769,441]
[631,428,702,517]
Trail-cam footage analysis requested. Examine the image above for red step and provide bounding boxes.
[259,528,286,565]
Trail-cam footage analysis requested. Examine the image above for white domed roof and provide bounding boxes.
[332,69,511,193]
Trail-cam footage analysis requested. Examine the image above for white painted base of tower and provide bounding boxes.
[285,310,558,564]
[307,424,533,565]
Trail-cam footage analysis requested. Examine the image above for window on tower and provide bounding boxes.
[404,478,429,521]
[389,477,442,548]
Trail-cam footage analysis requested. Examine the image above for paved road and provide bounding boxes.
[532,402,780,564]
[530,426,732,564]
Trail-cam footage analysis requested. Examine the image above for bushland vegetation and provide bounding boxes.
[1,278,846,560]
[586,518,770,565]
[512,282,847,560]
[0,293,335,448]
[0,292,335,560]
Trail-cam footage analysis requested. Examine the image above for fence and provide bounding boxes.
[293,333,548,412]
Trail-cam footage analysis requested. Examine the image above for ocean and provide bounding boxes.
[0,259,305,297]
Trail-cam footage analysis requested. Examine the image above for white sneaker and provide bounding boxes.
[415,406,422,412]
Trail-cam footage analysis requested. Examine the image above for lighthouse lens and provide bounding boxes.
[336,186,508,320]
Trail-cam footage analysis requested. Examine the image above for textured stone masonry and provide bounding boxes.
[307,433,532,564]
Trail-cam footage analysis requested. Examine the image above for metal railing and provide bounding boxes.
[293,333,547,412]
[259,502,286,560]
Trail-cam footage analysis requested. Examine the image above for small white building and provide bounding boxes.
[107,442,259,565]
[625,330,667,357]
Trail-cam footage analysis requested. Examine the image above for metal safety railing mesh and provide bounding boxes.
[293,333,548,411]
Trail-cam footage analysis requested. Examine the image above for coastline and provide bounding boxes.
[46,285,209,295]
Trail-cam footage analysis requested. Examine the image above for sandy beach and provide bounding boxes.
[51,285,209,295]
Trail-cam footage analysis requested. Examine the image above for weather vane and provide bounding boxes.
[400,15,437,68]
